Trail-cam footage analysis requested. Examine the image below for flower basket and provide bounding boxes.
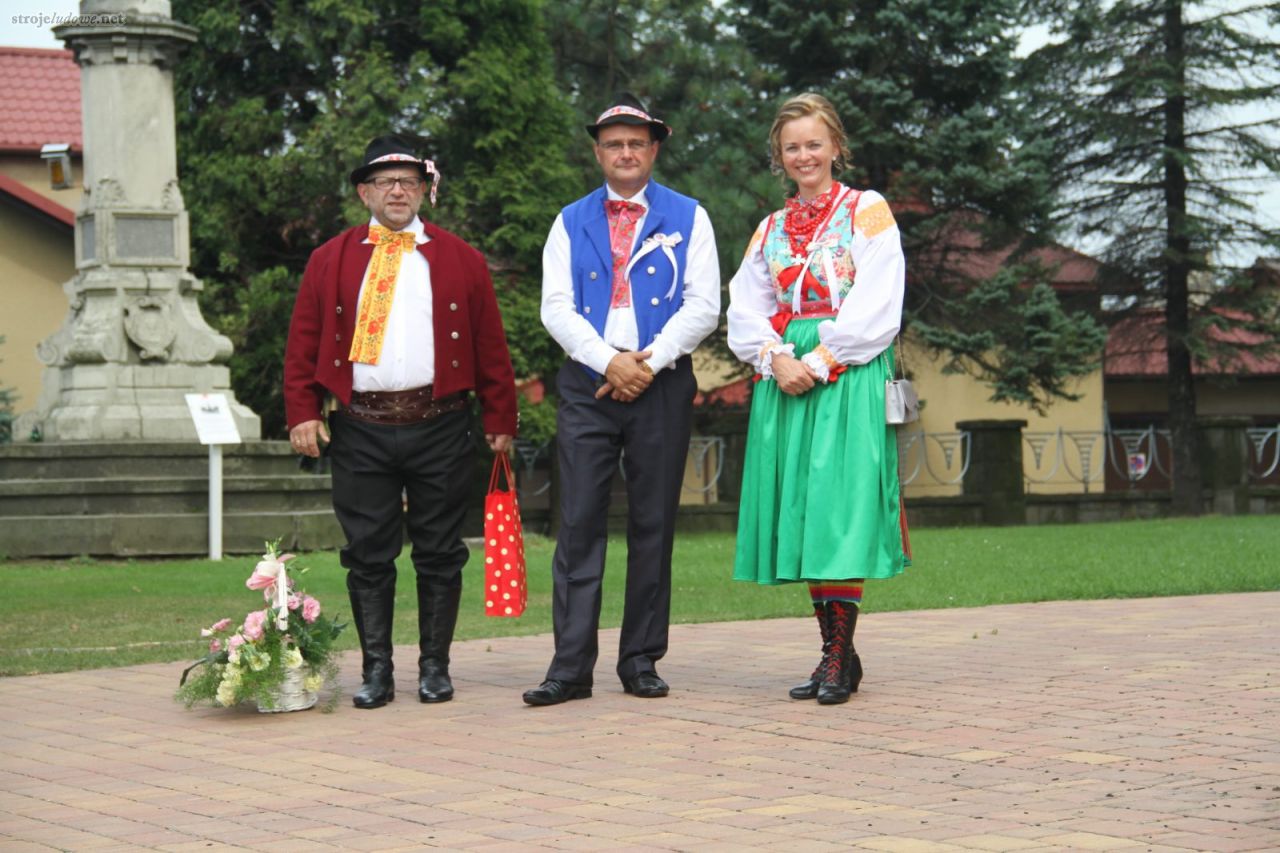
[259,667,318,713]
[176,541,346,713]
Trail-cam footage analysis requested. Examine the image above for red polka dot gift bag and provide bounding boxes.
[483,453,527,618]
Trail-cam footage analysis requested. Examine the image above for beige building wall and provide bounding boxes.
[0,206,73,420]
[0,153,82,424]
[901,337,1105,497]
[0,156,85,209]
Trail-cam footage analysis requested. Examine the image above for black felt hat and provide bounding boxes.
[349,135,429,186]
[585,92,671,142]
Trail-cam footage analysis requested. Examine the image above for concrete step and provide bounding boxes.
[0,475,334,516]
[0,441,303,479]
[0,510,346,558]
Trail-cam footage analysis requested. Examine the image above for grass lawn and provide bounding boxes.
[1,514,1276,677]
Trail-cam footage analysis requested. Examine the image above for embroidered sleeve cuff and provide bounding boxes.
[801,351,831,383]
[758,342,795,378]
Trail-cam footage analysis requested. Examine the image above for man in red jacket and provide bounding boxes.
[284,135,518,709]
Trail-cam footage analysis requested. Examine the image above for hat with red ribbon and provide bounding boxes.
[349,134,441,205]
[586,92,671,142]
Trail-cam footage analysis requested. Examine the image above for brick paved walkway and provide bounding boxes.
[2,592,1278,851]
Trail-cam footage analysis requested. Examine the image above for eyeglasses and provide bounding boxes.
[365,176,424,191]
[598,140,653,154]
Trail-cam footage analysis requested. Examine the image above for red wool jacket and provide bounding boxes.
[283,222,519,436]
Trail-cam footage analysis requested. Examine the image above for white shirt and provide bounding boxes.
[352,216,435,392]
[541,183,721,375]
[726,189,904,373]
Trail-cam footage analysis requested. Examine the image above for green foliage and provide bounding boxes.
[516,393,558,445]
[172,0,576,437]
[169,0,1272,434]
[912,266,1108,413]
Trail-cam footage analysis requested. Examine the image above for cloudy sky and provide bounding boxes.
[4,0,1275,264]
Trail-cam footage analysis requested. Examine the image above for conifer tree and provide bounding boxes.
[1022,0,1280,513]
[730,0,1108,412]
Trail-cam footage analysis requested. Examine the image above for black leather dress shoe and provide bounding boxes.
[622,671,669,698]
[522,679,592,706]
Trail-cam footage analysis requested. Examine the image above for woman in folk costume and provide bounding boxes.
[726,92,911,705]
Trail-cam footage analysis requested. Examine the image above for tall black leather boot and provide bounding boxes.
[789,603,830,700]
[417,581,461,703]
[349,585,396,709]
[817,601,862,705]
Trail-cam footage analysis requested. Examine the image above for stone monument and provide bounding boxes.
[16,0,259,441]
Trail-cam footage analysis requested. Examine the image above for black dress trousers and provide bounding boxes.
[328,408,474,594]
[546,356,696,686]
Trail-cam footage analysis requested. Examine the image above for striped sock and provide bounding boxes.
[808,581,864,605]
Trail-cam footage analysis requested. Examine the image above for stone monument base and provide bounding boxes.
[15,363,260,442]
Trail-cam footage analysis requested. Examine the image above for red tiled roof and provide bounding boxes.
[1105,308,1280,378]
[905,210,1102,292]
[0,172,75,227]
[0,47,81,154]
[694,377,751,408]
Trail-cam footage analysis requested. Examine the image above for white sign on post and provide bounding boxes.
[185,394,242,560]
[185,393,242,446]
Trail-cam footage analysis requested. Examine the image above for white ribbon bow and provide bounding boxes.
[792,187,852,314]
[624,231,684,301]
[248,556,292,630]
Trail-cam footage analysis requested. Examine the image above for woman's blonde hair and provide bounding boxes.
[768,92,850,177]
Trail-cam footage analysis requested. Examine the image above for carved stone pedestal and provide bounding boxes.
[17,0,260,442]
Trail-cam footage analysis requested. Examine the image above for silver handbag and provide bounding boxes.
[883,341,919,424]
[885,378,919,424]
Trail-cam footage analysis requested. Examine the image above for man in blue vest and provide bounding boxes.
[524,94,721,706]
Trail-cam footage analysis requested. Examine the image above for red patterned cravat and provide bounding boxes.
[605,199,646,309]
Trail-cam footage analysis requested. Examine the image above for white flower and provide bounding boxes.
[303,673,324,693]
[215,680,238,706]
[248,651,270,672]
[282,647,304,670]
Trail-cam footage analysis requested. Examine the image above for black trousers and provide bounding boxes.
[546,356,696,686]
[328,409,474,597]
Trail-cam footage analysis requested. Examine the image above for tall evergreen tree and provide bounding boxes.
[544,1,778,308]
[1022,0,1280,513]
[172,0,577,438]
[731,0,1108,412]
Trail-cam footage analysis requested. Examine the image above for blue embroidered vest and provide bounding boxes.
[562,180,697,351]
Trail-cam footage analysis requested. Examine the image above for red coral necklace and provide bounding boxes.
[782,183,840,262]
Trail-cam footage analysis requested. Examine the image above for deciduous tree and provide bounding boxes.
[173,0,576,438]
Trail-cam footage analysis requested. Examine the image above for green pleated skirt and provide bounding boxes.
[733,318,910,584]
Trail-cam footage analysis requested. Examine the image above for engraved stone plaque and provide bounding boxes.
[115,215,175,259]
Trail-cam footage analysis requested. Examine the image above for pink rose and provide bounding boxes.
[301,596,321,624]
[242,609,268,641]
[227,634,246,652]
[210,618,232,633]
[209,638,222,653]
[287,594,302,611]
